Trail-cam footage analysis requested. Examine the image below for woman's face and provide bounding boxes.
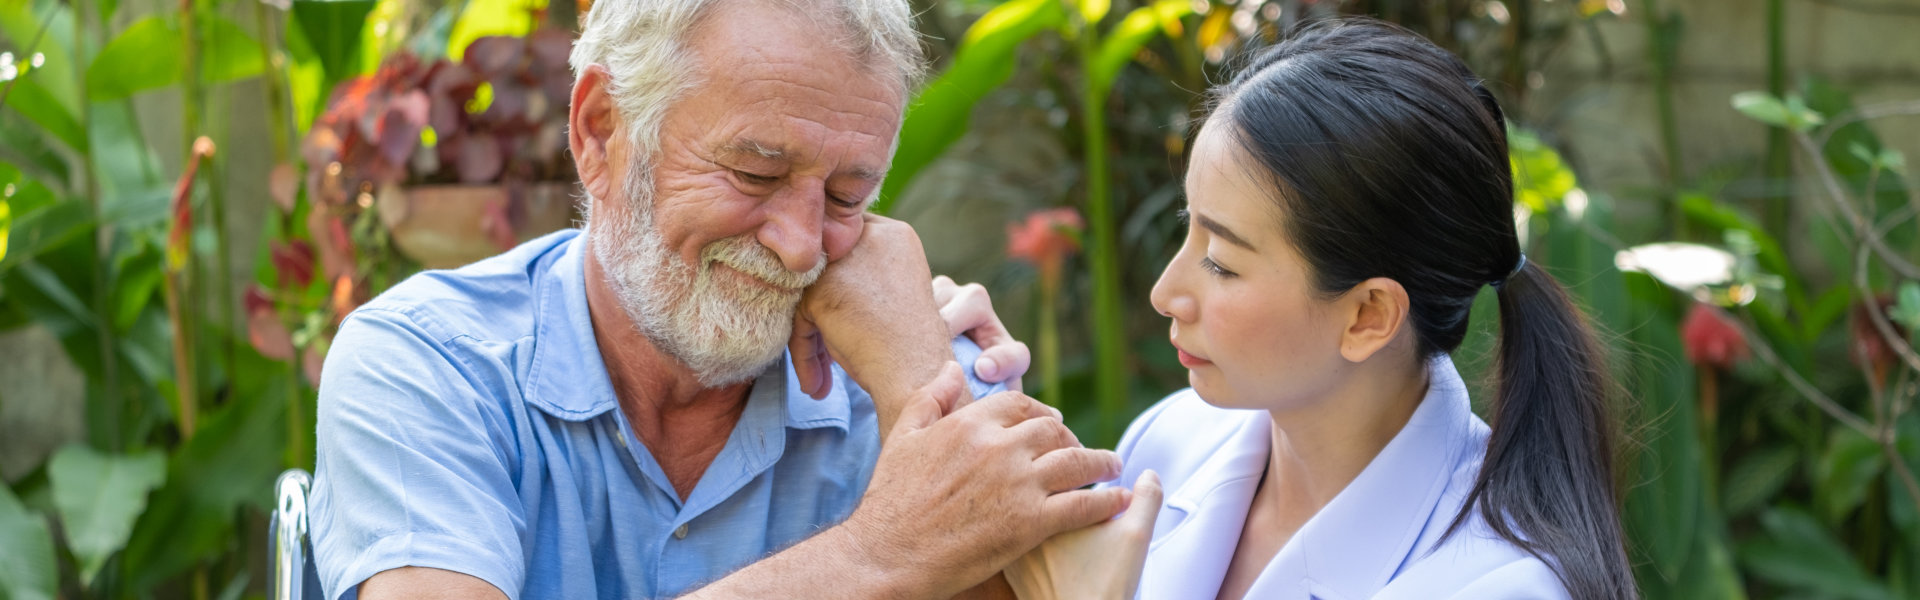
[1149,121,1355,411]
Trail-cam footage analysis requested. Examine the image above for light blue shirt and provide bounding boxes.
[310,230,1003,600]
[1110,356,1570,599]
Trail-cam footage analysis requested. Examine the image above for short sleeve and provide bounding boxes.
[310,309,527,600]
[949,336,1010,399]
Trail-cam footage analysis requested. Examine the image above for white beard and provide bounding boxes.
[590,161,826,387]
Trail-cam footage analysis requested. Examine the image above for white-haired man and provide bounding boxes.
[308,0,1133,598]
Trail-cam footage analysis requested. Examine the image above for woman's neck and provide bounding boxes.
[1216,356,1430,600]
[1261,359,1428,521]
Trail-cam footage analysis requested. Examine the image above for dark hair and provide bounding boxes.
[1203,18,1633,599]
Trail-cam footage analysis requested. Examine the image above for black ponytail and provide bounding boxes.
[1470,262,1633,599]
[1205,18,1634,599]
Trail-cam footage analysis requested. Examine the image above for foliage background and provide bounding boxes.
[0,0,1918,598]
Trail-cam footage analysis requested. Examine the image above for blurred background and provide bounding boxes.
[1,0,1918,597]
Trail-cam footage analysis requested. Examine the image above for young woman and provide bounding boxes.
[1002,18,1635,600]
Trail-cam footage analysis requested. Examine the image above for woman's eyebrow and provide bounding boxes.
[1195,212,1256,251]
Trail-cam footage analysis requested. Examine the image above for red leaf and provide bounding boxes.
[244,286,295,361]
[269,163,299,213]
[456,132,506,183]
[270,239,317,289]
[463,36,523,77]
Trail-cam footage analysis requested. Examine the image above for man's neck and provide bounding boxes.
[584,247,753,500]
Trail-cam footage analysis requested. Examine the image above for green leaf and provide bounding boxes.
[48,444,167,586]
[1721,446,1797,517]
[121,380,290,594]
[1088,0,1192,97]
[1731,91,1824,133]
[201,14,268,83]
[0,194,9,266]
[1509,127,1578,214]
[1815,427,1887,527]
[291,0,378,84]
[3,75,87,153]
[86,17,185,101]
[1894,282,1920,332]
[445,0,542,62]
[1738,506,1893,600]
[0,483,58,600]
[1080,0,1111,25]
[1732,91,1793,128]
[875,0,1066,213]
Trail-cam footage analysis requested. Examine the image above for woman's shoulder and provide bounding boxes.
[1108,389,1266,491]
[1378,466,1572,600]
[1376,551,1569,600]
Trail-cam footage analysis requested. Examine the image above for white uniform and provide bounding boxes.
[1113,356,1573,600]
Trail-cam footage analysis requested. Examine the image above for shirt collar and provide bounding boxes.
[1262,354,1477,599]
[1149,355,1476,600]
[522,232,851,433]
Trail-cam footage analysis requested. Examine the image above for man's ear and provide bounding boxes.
[569,64,620,202]
[1338,277,1411,363]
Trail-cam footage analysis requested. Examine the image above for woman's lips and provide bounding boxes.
[1172,341,1212,368]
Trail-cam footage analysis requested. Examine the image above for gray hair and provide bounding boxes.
[569,0,927,214]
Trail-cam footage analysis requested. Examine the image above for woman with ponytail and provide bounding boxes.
[999,17,1634,600]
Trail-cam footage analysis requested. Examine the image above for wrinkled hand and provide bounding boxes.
[790,214,953,409]
[1005,471,1163,600]
[842,365,1131,598]
[933,276,1031,391]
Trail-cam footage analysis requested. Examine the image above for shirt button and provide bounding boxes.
[673,523,689,540]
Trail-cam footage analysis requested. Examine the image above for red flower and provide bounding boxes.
[271,239,317,290]
[1681,303,1748,370]
[1006,208,1084,286]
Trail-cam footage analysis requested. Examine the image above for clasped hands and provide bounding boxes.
[785,214,1161,599]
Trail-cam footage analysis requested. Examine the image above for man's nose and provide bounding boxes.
[758,189,826,274]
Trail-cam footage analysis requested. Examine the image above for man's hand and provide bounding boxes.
[789,215,955,419]
[840,365,1129,597]
[678,366,1119,599]
[933,275,1031,391]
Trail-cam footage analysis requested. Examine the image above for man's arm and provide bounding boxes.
[360,567,508,600]
[790,215,973,437]
[683,371,1130,599]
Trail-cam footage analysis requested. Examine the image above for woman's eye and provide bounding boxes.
[734,170,778,186]
[1201,256,1238,279]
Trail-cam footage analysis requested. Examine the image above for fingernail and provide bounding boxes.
[977,356,999,380]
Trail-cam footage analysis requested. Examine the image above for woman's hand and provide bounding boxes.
[933,275,1031,391]
[1004,471,1164,600]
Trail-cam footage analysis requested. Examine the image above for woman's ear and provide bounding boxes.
[1338,277,1411,363]
[569,64,621,202]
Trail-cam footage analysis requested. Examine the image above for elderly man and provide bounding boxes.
[308,0,1132,598]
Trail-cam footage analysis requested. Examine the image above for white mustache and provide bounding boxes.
[700,235,825,291]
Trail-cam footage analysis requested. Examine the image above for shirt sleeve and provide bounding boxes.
[949,335,1010,399]
[310,308,527,600]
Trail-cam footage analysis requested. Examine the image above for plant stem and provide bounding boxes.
[73,0,123,451]
[1037,277,1062,408]
[1078,24,1129,444]
[1763,0,1792,236]
[1640,0,1684,234]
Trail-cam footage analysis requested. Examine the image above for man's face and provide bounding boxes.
[591,2,906,387]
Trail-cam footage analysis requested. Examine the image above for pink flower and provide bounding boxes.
[1681,303,1748,370]
[1006,208,1084,286]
